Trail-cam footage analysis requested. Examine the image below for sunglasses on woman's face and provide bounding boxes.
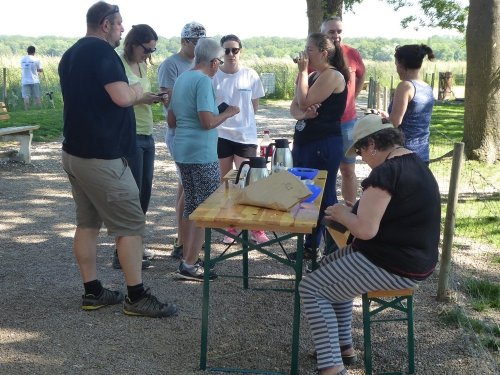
[224,48,240,55]
[140,44,156,54]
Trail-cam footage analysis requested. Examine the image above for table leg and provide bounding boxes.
[200,227,212,370]
[242,229,249,289]
[290,234,304,375]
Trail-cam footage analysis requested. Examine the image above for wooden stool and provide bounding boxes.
[362,288,415,375]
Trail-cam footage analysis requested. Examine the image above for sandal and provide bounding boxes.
[308,344,358,366]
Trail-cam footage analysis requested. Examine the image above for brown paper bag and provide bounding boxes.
[234,171,312,211]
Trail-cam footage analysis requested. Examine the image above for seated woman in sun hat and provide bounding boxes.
[299,114,441,375]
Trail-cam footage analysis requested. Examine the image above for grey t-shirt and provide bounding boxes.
[157,53,193,92]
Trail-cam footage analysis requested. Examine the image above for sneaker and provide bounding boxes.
[123,288,178,318]
[82,288,124,311]
[195,257,215,270]
[170,243,183,259]
[287,247,318,261]
[178,261,218,282]
[112,249,151,270]
[223,227,239,244]
[250,230,270,244]
[143,248,155,260]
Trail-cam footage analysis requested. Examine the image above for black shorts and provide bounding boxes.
[217,138,257,159]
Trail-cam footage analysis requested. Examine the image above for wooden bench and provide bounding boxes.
[0,102,40,163]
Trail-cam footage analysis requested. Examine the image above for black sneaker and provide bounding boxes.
[112,249,151,270]
[178,261,217,282]
[82,288,124,311]
[288,247,318,261]
[123,288,178,318]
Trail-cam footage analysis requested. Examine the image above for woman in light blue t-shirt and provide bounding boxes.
[167,38,239,282]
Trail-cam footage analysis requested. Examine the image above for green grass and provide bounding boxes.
[464,279,500,311]
[1,105,167,142]
[439,307,500,352]
[430,101,465,143]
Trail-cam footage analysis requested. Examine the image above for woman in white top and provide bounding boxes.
[212,34,268,244]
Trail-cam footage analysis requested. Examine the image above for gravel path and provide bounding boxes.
[0,101,497,374]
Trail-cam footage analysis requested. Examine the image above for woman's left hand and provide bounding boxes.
[324,203,351,221]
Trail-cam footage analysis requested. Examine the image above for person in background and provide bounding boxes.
[300,114,441,375]
[212,34,269,245]
[158,21,206,260]
[20,45,43,110]
[168,38,239,281]
[321,17,365,204]
[380,44,435,163]
[112,24,168,270]
[289,32,349,260]
[59,1,177,318]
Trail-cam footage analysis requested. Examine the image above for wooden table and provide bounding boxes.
[190,170,327,375]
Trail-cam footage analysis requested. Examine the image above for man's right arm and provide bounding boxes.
[105,81,143,108]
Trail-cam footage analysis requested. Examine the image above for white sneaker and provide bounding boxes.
[143,248,155,260]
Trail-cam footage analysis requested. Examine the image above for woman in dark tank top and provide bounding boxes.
[289,32,350,257]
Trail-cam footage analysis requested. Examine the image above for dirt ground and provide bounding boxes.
[0,101,498,374]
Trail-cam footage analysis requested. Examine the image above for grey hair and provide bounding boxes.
[321,16,342,32]
[194,38,224,65]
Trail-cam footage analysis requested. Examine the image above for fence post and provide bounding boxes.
[2,68,6,101]
[437,142,464,301]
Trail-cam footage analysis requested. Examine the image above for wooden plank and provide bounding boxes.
[0,125,40,137]
[366,288,414,298]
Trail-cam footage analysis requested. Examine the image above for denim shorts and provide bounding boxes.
[341,119,357,164]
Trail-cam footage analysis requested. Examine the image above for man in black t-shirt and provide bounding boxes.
[59,1,177,318]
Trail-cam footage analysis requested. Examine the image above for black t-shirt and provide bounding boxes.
[59,37,136,159]
[293,69,347,146]
[352,153,441,280]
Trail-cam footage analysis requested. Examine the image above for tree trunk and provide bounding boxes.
[463,0,500,163]
[325,0,343,18]
[306,0,323,34]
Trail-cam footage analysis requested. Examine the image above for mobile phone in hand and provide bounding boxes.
[218,102,229,113]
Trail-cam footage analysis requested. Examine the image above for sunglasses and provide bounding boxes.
[99,5,119,25]
[214,57,224,65]
[224,48,240,55]
[329,29,342,34]
[140,44,156,54]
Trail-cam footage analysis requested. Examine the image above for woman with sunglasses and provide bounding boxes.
[113,24,167,269]
[212,34,268,245]
[289,32,350,260]
[300,115,441,375]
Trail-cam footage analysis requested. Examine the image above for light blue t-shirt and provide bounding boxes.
[171,70,218,164]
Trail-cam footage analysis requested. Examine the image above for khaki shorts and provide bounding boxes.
[62,151,145,236]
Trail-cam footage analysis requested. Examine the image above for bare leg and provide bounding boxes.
[320,365,346,375]
[116,235,143,286]
[34,97,42,109]
[339,161,357,203]
[176,183,184,246]
[233,155,249,170]
[23,98,30,111]
[181,217,204,265]
[219,155,235,181]
[73,227,100,282]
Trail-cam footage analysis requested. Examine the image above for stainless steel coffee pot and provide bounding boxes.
[234,157,269,186]
[266,138,293,173]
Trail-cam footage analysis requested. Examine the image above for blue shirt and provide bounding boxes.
[171,70,218,164]
[389,80,434,162]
